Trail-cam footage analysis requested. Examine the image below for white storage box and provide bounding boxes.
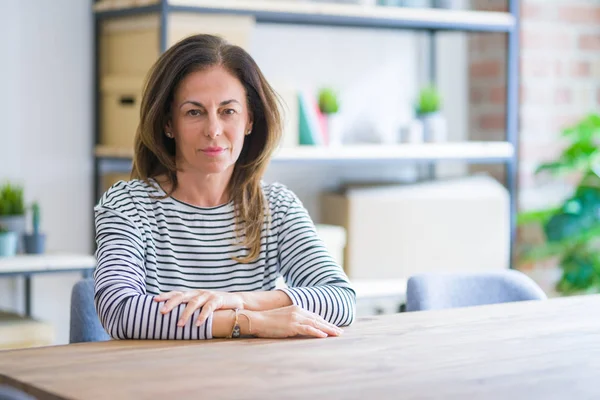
[321,175,510,280]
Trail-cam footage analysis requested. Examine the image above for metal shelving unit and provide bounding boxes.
[92,0,520,264]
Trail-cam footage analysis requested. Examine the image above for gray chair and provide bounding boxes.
[0,385,36,400]
[69,278,111,343]
[405,270,547,312]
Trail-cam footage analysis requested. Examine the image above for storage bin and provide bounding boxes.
[99,13,255,77]
[100,75,145,149]
[321,175,510,280]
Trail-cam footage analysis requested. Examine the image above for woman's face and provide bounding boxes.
[166,65,253,176]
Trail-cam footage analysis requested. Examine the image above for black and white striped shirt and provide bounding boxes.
[94,179,356,340]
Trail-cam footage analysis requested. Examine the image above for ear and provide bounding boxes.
[165,119,173,137]
[246,113,253,135]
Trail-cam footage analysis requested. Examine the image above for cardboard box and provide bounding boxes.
[100,75,145,148]
[100,13,255,77]
[321,175,510,280]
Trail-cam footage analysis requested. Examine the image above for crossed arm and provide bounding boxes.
[94,203,356,340]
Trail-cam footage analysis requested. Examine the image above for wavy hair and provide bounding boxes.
[131,34,282,263]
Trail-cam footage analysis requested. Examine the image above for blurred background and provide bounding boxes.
[1,0,599,346]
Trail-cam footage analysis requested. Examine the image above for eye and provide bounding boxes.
[187,109,201,116]
[223,109,237,115]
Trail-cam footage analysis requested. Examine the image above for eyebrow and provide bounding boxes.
[179,99,241,109]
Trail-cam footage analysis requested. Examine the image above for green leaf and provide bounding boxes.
[517,207,560,225]
[415,86,441,115]
[0,183,25,216]
[318,88,340,114]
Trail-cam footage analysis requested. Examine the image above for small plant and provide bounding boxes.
[318,88,340,115]
[416,86,442,116]
[0,223,7,234]
[0,183,25,216]
[518,113,600,294]
[32,202,41,234]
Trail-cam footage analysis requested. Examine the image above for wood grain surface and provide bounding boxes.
[1,295,599,400]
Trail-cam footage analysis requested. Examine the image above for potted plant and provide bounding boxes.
[415,85,447,143]
[0,183,26,253]
[517,113,600,295]
[318,87,343,146]
[24,202,46,254]
[0,223,18,257]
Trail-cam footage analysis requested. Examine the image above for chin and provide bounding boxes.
[195,161,232,175]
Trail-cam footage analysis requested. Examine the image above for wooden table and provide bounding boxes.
[0,254,96,317]
[0,295,598,399]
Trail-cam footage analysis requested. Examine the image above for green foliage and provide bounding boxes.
[0,224,7,234]
[416,86,442,115]
[318,88,340,114]
[518,113,600,294]
[32,202,40,234]
[0,183,25,216]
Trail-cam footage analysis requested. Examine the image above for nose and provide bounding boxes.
[205,113,223,139]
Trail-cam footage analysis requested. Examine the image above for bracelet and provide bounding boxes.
[228,309,252,339]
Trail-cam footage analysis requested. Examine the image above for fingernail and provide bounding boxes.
[177,319,184,326]
[195,320,201,327]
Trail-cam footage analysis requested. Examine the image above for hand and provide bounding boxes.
[251,305,344,339]
[154,290,244,327]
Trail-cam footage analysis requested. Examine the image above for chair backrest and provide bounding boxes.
[0,385,36,400]
[405,270,547,312]
[69,278,111,343]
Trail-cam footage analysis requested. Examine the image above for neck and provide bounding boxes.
[168,167,234,208]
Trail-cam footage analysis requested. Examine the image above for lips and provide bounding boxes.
[201,147,225,156]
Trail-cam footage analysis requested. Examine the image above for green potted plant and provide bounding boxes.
[0,223,18,257]
[318,87,343,146]
[0,183,26,253]
[517,113,600,295]
[24,202,46,254]
[415,85,447,142]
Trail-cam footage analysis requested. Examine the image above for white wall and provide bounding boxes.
[0,0,93,344]
[0,2,465,345]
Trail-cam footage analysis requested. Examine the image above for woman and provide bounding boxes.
[94,34,355,340]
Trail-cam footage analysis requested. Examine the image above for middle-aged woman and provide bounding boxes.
[94,34,356,340]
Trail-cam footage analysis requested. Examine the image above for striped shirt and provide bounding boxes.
[94,179,356,340]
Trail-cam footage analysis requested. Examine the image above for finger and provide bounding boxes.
[177,295,209,326]
[298,324,328,338]
[154,291,180,302]
[161,293,187,314]
[195,299,220,327]
[299,310,342,334]
[310,319,343,337]
[177,296,206,326]
[315,316,343,335]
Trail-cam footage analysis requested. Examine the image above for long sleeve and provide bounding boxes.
[94,206,213,340]
[276,193,356,326]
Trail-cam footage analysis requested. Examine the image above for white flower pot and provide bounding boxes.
[326,114,345,146]
[0,215,26,253]
[418,112,447,143]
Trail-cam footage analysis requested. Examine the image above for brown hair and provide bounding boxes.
[131,34,282,263]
